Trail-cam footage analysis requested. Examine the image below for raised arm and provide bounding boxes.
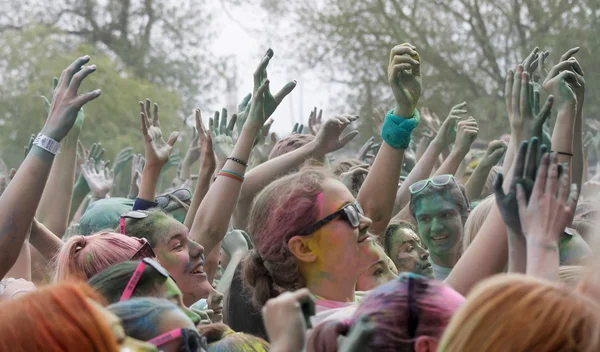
[465,140,506,200]
[358,43,422,235]
[184,109,216,229]
[36,78,83,236]
[0,56,100,278]
[190,48,291,256]
[434,117,478,177]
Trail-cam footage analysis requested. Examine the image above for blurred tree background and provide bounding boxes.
[247,0,600,146]
[0,0,216,169]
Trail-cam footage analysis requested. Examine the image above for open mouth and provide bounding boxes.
[430,235,449,243]
[357,234,370,243]
[190,262,206,275]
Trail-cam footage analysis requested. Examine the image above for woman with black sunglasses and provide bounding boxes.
[242,44,422,327]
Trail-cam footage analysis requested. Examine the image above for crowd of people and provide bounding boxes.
[0,42,600,352]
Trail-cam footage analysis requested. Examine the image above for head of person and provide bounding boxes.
[53,231,155,282]
[331,158,365,176]
[0,282,156,352]
[108,298,200,352]
[462,194,494,252]
[409,175,470,260]
[572,199,600,244]
[308,273,465,352]
[155,188,192,224]
[480,165,501,199]
[207,284,225,323]
[121,208,212,305]
[198,323,269,352]
[356,241,398,291]
[243,167,379,307]
[88,260,201,325]
[439,274,600,352]
[78,197,134,236]
[268,133,315,160]
[384,221,433,278]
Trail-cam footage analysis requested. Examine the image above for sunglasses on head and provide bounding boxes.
[409,174,457,195]
[119,210,148,235]
[119,258,173,301]
[147,328,207,352]
[131,237,156,260]
[296,200,364,237]
[156,188,192,210]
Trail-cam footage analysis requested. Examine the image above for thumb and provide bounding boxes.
[339,130,359,146]
[167,131,179,147]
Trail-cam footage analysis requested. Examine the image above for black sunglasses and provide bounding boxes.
[147,328,207,352]
[156,188,192,209]
[296,202,364,237]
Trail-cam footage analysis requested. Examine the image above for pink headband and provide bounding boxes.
[148,328,183,347]
[119,261,146,301]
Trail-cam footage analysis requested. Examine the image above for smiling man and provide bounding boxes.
[409,175,470,280]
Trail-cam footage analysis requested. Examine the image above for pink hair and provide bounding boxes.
[53,232,145,282]
[308,274,464,352]
[243,167,333,307]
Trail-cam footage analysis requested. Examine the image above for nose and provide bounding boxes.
[358,214,372,231]
[430,218,444,232]
[189,239,204,259]
[212,288,224,305]
[419,247,430,261]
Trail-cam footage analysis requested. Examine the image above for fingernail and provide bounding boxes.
[90,65,96,70]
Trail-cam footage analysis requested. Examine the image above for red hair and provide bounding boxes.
[0,282,118,352]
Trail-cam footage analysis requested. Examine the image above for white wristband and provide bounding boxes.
[33,133,60,155]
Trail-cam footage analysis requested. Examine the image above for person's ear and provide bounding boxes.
[288,236,317,263]
[414,335,438,352]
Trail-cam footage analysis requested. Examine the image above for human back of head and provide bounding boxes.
[462,194,495,252]
[198,323,269,351]
[243,167,332,307]
[0,282,119,352]
[88,260,166,303]
[268,133,315,160]
[439,274,600,352]
[308,273,464,352]
[53,232,153,282]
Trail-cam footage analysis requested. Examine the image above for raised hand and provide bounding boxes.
[253,48,296,120]
[128,154,144,199]
[434,102,467,147]
[308,107,323,135]
[0,168,16,197]
[388,43,421,117]
[291,123,305,135]
[140,98,179,168]
[494,137,546,234]
[480,140,508,168]
[263,288,314,352]
[209,109,236,165]
[371,107,386,135]
[313,115,359,155]
[113,147,134,176]
[194,109,216,171]
[42,56,101,142]
[356,136,380,163]
[453,117,479,153]
[81,159,114,199]
[542,59,579,108]
[221,230,249,258]
[252,118,277,164]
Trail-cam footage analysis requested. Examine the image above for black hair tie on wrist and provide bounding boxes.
[552,151,574,157]
[227,157,248,167]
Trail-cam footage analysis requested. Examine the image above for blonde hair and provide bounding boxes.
[559,265,585,287]
[439,274,600,352]
[462,194,494,252]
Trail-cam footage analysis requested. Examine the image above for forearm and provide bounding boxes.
[415,137,430,162]
[138,164,162,202]
[526,237,559,282]
[0,147,54,278]
[184,166,214,229]
[205,243,221,284]
[358,143,404,235]
[69,181,90,221]
[5,238,31,281]
[37,141,78,235]
[551,107,575,183]
[435,148,468,176]
[233,141,319,230]
[395,139,444,211]
[191,129,254,255]
[507,229,526,273]
[465,163,494,201]
[572,102,584,192]
[29,219,63,261]
[446,205,507,296]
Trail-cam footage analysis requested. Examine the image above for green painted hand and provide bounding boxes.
[113,147,134,176]
[209,109,236,165]
[388,43,421,117]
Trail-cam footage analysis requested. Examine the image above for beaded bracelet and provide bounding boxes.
[219,170,245,182]
[227,157,248,167]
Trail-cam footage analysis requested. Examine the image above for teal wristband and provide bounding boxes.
[381,109,420,149]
